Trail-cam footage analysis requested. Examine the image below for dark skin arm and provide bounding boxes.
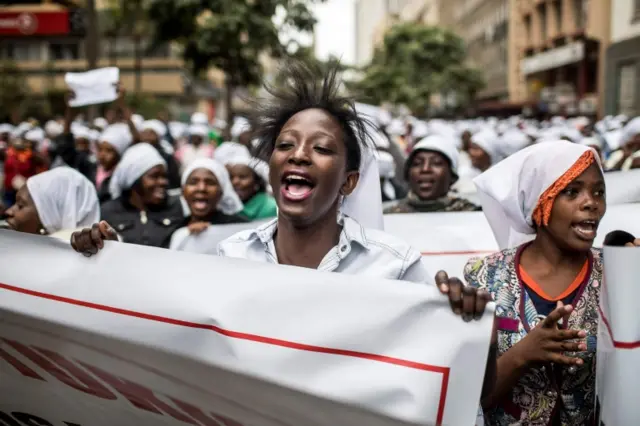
[480,303,586,409]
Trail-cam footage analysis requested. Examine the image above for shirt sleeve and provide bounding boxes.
[400,256,435,285]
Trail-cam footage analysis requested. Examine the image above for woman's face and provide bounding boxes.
[4,186,42,234]
[544,163,606,252]
[75,137,90,153]
[141,129,159,144]
[227,164,259,203]
[191,135,204,146]
[183,168,222,220]
[96,142,119,170]
[407,151,452,200]
[269,108,358,227]
[468,142,491,170]
[138,165,168,206]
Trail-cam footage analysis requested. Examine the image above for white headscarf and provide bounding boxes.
[375,150,396,200]
[215,142,251,164]
[189,123,209,138]
[109,143,166,199]
[341,148,384,230]
[622,117,640,146]
[26,167,100,234]
[24,128,45,143]
[470,130,502,165]
[223,155,270,188]
[411,135,459,178]
[99,125,132,155]
[474,141,601,250]
[142,119,167,138]
[579,136,603,150]
[181,158,243,215]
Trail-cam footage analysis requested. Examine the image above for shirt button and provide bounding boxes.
[340,245,347,252]
[540,366,545,372]
[546,391,554,397]
[163,218,171,226]
[568,366,577,374]
[118,224,125,230]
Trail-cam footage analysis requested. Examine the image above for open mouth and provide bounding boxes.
[572,219,598,240]
[191,198,210,211]
[281,172,315,201]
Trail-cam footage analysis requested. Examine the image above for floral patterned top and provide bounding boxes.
[464,244,601,426]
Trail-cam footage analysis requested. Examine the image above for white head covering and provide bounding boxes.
[470,130,502,165]
[99,125,132,155]
[375,150,396,201]
[169,121,189,140]
[0,123,14,134]
[474,141,601,250]
[498,129,530,157]
[622,117,640,146]
[215,142,251,164]
[26,167,100,234]
[109,143,166,199]
[341,148,384,230]
[44,120,63,138]
[411,135,459,178]
[142,119,167,138]
[93,117,108,130]
[24,128,45,143]
[191,112,208,125]
[72,125,92,141]
[223,155,270,188]
[189,123,209,138]
[131,114,144,130]
[372,131,390,149]
[181,158,243,215]
[231,117,251,139]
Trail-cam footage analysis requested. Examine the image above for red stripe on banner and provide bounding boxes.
[0,282,450,425]
[421,250,495,256]
[598,305,640,350]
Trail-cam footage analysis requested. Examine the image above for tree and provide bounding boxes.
[146,0,325,121]
[0,61,29,122]
[353,23,485,116]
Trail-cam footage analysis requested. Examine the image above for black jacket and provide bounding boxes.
[97,174,112,204]
[151,143,181,190]
[49,132,96,183]
[101,195,185,248]
[182,210,249,227]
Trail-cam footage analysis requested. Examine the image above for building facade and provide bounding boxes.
[452,0,510,103]
[604,0,640,116]
[0,0,221,118]
[509,0,611,116]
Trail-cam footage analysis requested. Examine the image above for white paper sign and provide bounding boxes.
[0,231,494,426]
[65,67,120,107]
[596,246,640,425]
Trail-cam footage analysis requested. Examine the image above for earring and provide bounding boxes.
[39,228,46,235]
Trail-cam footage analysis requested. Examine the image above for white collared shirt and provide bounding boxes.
[217,215,433,285]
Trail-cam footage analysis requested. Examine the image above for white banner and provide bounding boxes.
[596,246,640,425]
[0,231,494,426]
[174,204,640,279]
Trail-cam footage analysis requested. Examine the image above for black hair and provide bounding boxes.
[252,61,372,172]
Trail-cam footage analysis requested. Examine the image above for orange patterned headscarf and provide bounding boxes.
[531,150,596,227]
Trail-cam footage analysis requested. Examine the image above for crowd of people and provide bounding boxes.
[2,61,640,425]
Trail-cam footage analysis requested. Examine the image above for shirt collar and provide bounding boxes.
[253,214,370,251]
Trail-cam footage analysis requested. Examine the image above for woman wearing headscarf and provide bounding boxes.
[466,141,605,425]
[169,158,247,251]
[100,143,184,248]
[138,119,182,190]
[95,124,132,203]
[467,129,502,173]
[221,152,277,221]
[385,135,480,213]
[175,124,215,170]
[4,167,99,241]
[605,117,640,170]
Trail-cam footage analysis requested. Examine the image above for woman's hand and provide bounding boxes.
[70,221,118,257]
[187,221,210,235]
[435,270,492,321]
[514,303,586,366]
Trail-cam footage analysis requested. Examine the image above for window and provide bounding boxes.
[618,64,637,116]
[5,42,42,61]
[538,4,547,42]
[634,0,640,21]
[49,42,81,60]
[524,15,532,44]
[573,0,587,29]
[554,0,563,33]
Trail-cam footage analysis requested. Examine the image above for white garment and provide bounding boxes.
[178,144,215,170]
[190,112,208,125]
[621,150,640,171]
[215,142,251,164]
[93,117,108,130]
[44,120,63,138]
[411,135,460,178]
[375,150,396,200]
[24,128,45,143]
[181,158,243,215]
[109,143,166,199]
[218,214,432,284]
[498,129,530,157]
[99,125,132,155]
[189,123,209,138]
[223,155,271,189]
[621,117,640,146]
[340,148,384,230]
[470,130,501,165]
[26,167,100,234]
[473,141,601,250]
[72,125,92,141]
[142,119,167,138]
[65,67,119,107]
[579,136,603,150]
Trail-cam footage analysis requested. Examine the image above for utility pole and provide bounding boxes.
[85,0,99,120]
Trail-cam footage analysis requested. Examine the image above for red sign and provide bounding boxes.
[0,11,70,36]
